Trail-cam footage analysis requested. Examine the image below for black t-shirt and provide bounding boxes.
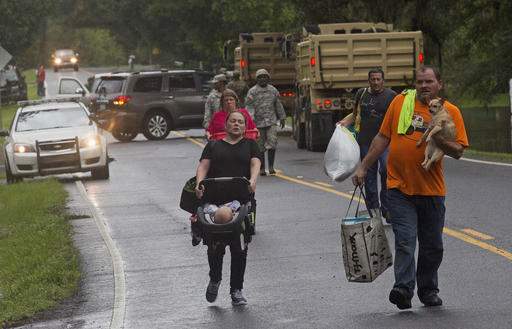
[356,87,397,146]
[200,138,260,179]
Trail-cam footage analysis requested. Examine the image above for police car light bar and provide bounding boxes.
[18,96,83,107]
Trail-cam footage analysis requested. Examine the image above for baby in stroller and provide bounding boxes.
[203,200,241,224]
[195,177,255,245]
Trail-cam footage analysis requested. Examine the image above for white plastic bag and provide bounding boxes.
[323,125,360,182]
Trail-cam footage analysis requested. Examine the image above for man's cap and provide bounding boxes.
[255,69,270,78]
[212,74,227,83]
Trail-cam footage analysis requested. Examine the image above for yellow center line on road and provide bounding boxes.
[173,131,205,148]
[460,228,495,241]
[178,131,512,262]
[443,228,512,261]
[314,181,334,188]
[276,173,362,202]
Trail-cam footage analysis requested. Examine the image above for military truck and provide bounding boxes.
[232,32,297,115]
[293,23,424,151]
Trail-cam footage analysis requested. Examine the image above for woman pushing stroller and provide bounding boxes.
[194,110,261,306]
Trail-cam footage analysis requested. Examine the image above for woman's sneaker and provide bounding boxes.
[230,289,247,306]
[206,280,221,303]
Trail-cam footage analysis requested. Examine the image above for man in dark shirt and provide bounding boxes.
[195,111,261,306]
[340,68,396,221]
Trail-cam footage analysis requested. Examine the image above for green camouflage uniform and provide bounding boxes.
[245,84,286,151]
[203,89,222,128]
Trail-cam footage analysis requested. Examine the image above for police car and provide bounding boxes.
[0,97,109,183]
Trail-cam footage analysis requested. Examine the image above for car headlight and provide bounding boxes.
[79,135,101,148]
[14,143,36,153]
[54,57,62,64]
[70,57,78,64]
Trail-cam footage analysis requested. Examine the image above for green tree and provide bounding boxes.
[0,0,59,66]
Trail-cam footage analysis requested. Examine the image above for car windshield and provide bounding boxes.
[56,50,74,57]
[96,78,125,94]
[16,107,90,132]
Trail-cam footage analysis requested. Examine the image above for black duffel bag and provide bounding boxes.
[179,177,201,214]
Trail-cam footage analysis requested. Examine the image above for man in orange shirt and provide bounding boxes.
[352,65,469,310]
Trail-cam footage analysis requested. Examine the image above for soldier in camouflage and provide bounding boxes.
[226,71,249,107]
[245,69,286,176]
[203,74,227,129]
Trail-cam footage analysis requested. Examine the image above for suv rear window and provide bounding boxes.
[133,76,162,92]
[96,78,125,94]
[169,74,195,90]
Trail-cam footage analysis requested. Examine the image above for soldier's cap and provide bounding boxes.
[255,69,270,78]
[211,74,227,83]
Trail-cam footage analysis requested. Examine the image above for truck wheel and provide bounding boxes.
[112,129,137,142]
[91,162,110,180]
[143,111,171,140]
[74,65,79,71]
[296,122,306,149]
[305,114,324,152]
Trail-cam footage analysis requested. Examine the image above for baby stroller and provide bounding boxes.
[196,177,256,244]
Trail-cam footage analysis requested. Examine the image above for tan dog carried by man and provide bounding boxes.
[416,98,456,170]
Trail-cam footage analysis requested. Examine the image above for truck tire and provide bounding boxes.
[293,95,307,149]
[143,111,172,140]
[112,129,137,142]
[296,121,306,149]
[292,109,306,149]
[305,113,324,152]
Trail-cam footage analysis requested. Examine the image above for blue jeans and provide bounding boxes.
[360,144,388,213]
[387,189,445,297]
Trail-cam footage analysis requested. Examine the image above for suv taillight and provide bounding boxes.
[113,95,131,106]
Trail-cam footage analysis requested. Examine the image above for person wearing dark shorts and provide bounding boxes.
[195,111,261,306]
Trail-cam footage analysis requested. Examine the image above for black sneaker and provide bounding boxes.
[260,169,267,176]
[419,291,443,307]
[230,289,247,306]
[206,280,221,303]
[389,288,412,310]
[268,168,276,175]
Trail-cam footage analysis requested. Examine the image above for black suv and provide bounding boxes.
[58,70,213,142]
[0,66,28,103]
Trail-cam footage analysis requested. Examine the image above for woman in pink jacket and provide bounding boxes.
[206,89,258,140]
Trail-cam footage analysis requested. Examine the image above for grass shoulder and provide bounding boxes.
[455,93,510,108]
[0,179,80,326]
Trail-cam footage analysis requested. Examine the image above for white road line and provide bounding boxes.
[459,156,512,167]
[75,181,126,329]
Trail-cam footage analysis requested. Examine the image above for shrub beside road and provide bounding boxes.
[0,179,80,326]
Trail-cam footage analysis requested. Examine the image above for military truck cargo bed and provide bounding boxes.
[235,32,296,86]
[297,31,423,89]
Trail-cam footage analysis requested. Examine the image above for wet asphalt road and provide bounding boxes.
[18,130,512,329]
[16,68,512,328]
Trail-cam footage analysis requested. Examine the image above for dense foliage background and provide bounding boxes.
[1,0,511,102]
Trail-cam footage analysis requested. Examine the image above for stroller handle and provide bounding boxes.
[199,176,250,187]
